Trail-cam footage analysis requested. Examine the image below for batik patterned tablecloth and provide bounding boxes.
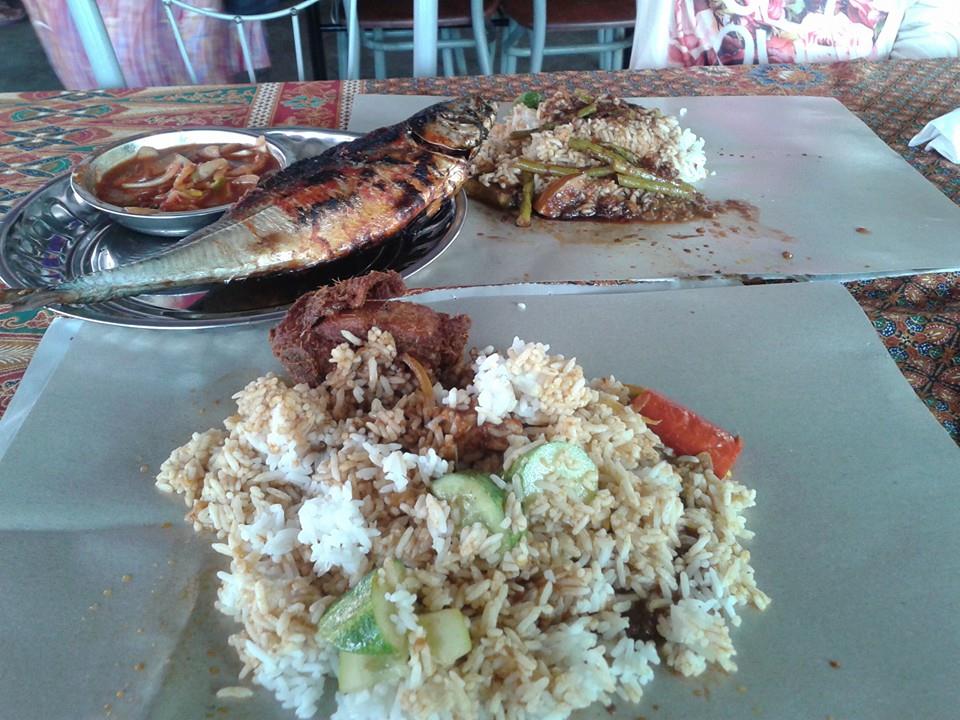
[1,60,959,443]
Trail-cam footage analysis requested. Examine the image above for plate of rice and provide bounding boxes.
[469,91,713,226]
[155,273,769,720]
[3,280,959,720]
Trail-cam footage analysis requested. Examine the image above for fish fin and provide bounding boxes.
[0,286,80,311]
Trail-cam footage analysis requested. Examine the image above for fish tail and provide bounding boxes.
[0,285,84,311]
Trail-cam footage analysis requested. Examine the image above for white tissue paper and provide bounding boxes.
[909,107,960,163]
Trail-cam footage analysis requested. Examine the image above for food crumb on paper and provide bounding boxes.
[216,686,254,699]
[134,662,145,671]
[122,574,133,583]
[103,588,113,597]
[139,464,150,474]
[828,659,841,669]
[517,302,527,311]
[737,685,748,693]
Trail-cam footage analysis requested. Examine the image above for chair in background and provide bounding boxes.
[162,0,325,83]
[498,0,634,74]
[357,0,499,78]
[333,0,499,79]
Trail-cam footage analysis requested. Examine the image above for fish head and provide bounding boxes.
[410,95,496,158]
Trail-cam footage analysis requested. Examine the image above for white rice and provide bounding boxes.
[157,329,768,720]
[474,95,708,197]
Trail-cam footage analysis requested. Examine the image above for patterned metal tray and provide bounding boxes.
[0,128,466,329]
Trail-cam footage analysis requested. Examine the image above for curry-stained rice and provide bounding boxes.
[156,328,768,719]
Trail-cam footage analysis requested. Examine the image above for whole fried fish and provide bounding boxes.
[0,96,495,310]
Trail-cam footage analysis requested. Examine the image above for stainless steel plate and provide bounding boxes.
[0,128,466,329]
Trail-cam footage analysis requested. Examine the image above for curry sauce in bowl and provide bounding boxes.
[71,128,292,237]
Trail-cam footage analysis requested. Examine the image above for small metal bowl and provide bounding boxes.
[70,128,294,238]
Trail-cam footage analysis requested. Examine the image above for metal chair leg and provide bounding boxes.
[452,30,468,75]
[499,21,516,74]
[506,28,520,75]
[613,27,625,70]
[344,0,360,79]
[598,28,611,71]
[304,1,328,80]
[530,0,546,74]
[440,28,455,77]
[336,28,347,79]
[372,28,387,79]
[469,0,492,75]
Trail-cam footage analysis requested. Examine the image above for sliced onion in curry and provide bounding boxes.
[95,138,277,212]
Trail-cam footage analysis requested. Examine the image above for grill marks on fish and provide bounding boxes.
[0,95,496,310]
[240,142,460,263]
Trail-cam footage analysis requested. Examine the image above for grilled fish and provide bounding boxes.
[0,96,496,310]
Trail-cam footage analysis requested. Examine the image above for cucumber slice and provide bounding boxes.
[317,568,407,655]
[505,441,598,503]
[517,91,542,109]
[431,471,506,535]
[337,651,405,693]
[420,609,472,667]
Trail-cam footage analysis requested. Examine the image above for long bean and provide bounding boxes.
[584,165,616,177]
[514,158,615,179]
[576,103,598,118]
[514,158,582,176]
[597,142,691,187]
[517,172,534,227]
[616,173,695,199]
[597,141,644,168]
[509,122,556,141]
[570,138,697,196]
[566,138,633,173]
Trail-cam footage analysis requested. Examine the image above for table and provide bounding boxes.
[1,60,959,444]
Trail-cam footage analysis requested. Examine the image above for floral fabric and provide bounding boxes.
[668,0,898,66]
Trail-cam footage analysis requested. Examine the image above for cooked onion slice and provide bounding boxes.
[195,158,229,181]
[400,353,436,410]
[120,159,182,189]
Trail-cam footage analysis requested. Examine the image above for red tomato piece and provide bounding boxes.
[630,388,743,478]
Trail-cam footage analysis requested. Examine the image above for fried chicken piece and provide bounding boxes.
[269,271,470,386]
